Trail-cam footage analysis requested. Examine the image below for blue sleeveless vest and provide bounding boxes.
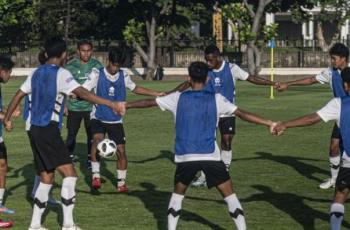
[175,90,217,155]
[332,69,346,97]
[30,65,64,127]
[205,61,235,103]
[95,68,126,122]
[340,96,350,157]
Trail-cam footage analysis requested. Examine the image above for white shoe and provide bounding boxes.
[319,178,336,189]
[191,178,207,187]
[62,224,82,230]
[28,227,49,230]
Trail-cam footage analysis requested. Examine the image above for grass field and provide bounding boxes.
[0,78,345,229]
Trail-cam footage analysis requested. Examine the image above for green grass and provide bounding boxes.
[1,79,344,229]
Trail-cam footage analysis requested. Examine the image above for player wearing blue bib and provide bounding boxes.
[126,61,277,230]
[273,67,350,230]
[277,43,349,189]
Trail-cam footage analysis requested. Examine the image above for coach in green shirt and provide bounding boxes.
[65,40,103,169]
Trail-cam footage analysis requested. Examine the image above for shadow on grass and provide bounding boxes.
[233,152,329,183]
[129,150,174,164]
[242,184,350,230]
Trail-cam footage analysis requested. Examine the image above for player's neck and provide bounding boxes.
[213,60,223,70]
[191,83,205,91]
[47,58,62,67]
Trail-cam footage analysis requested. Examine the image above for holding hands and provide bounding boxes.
[270,121,286,136]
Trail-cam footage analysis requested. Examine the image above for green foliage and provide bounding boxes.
[263,23,279,41]
[123,19,145,44]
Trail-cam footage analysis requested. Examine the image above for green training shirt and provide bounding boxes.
[65,58,103,111]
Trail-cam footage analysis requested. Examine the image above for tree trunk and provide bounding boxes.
[316,21,329,52]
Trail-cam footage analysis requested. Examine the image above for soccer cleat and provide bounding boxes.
[191,178,207,187]
[62,224,82,230]
[0,219,13,228]
[28,226,48,230]
[117,184,129,193]
[92,177,101,190]
[0,205,15,215]
[319,178,336,189]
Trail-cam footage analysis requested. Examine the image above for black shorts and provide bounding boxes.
[219,117,236,135]
[174,161,230,188]
[29,122,72,173]
[336,167,350,191]
[331,123,340,139]
[0,142,7,160]
[90,119,126,145]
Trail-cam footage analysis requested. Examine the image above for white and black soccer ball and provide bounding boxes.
[97,139,117,159]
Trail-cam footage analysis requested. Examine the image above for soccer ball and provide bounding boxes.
[97,139,117,159]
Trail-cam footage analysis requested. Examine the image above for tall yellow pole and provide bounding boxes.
[270,46,274,99]
[213,6,223,52]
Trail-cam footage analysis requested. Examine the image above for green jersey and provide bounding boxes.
[65,58,103,111]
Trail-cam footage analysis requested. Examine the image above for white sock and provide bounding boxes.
[0,188,4,205]
[117,170,127,187]
[221,150,232,170]
[31,175,41,198]
[167,193,184,230]
[91,161,100,178]
[30,182,52,229]
[198,171,206,181]
[61,177,77,228]
[330,203,344,230]
[330,156,341,182]
[224,193,246,230]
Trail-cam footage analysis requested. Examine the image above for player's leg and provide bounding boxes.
[90,119,105,190]
[168,162,197,230]
[330,167,350,230]
[204,161,246,230]
[219,117,236,170]
[320,124,341,189]
[107,123,127,192]
[83,111,92,169]
[65,111,83,162]
[56,163,80,230]
[0,142,13,214]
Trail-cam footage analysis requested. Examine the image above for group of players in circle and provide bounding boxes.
[0,36,349,230]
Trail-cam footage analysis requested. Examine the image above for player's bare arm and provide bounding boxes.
[234,108,275,128]
[126,98,157,109]
[166,81,190,94]
[246,75,277,86]
[132,86,165,97]
[3,89,27,131]
[273,113,322,135]
[277,76,318,91]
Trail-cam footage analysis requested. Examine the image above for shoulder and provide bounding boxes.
[90,58,103,68]
[65,58,79,68]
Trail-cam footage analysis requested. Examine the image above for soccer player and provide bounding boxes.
[0,56,15,226]
[170,45,278,186]
[277,43,349,189]
[272,67,350,230]
[65,40,103,168]
[3,36,124,230]
[126,61,277,230]
[82,48,164,192]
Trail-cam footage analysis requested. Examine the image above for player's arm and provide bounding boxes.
[132,86,164,97]
[126,98,157,109]
[234,108,274,127]
[277,76,318,91]
[3,89,27,131]
[273,113,322,135]
[165,81,190,94]
[246,75,276,86]
[72,86,125,115]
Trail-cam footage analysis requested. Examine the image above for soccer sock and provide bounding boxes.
[0,188,4,205]
[167,193,184,230]
[224,193,246,230]
[31,175,41,198]
[30,182,52,229]
[221,150,232,170]
[330,155,341,182]
[117,170,127,187]
[197,171,206,182]
[330,203,344,230]
[91,161,100,178]
[61,177,77,228]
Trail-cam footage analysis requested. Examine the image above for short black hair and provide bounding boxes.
[0,55,15,70]
[341,67,350,84]
[188,61,209,83]
[38,49,47,65]
[204,45,221,56]
[77,39,93,49]
[329,43,349,61]
[44,36,67,59]
[108,48,126,64]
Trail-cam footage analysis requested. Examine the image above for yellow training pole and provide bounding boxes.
[270,45,274,99]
